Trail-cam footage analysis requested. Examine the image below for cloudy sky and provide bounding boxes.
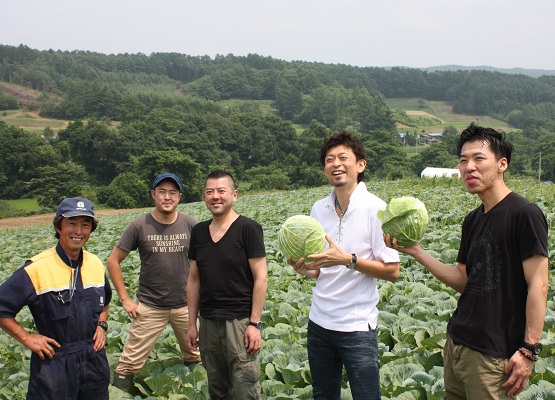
[2,0,553,70]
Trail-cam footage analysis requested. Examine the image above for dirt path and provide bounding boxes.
[0,209,148,229]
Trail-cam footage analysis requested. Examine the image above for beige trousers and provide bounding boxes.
[444,334,513,399]
[115,302,200,375]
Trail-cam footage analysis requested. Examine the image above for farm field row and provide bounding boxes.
[386,98,513,133]
[0,110,68,134]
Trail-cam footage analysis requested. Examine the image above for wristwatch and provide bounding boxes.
[521,341,542,356]
[346,254,357,270]
[248,321,262,329]
[98,321,108,331]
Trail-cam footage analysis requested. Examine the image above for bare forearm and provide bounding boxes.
[525,297,546,344]
[523,254,549,344]
[355,258,400,282]
[186,280,200,327]
[524,282,548,344]
[411,247,467,293]
[0,317,30,346]
[250,276,268,322]
[99,306,109,322]
[106,263,130,301]
[106,247,133,302]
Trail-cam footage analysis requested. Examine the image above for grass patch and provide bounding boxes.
[386,98,437,116]
[0,111,68,133]
[6,199,41,211]
[427,101,511,129]
[387,98,512,133]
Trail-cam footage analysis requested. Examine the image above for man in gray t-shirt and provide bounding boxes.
[108,172,201,392]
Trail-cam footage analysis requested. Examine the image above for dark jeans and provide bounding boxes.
[307,320,380,400]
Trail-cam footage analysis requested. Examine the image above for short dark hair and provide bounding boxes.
[457,123,513,165]
[205,170,237,191]
[53,215,97,239]
[320,130,367,183]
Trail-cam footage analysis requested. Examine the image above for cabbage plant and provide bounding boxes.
[278,215,326,262]
[378,196,428,247]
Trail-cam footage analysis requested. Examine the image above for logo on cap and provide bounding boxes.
[56,197,95,218]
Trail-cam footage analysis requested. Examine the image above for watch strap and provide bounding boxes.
[522,341,542,355]
[346,254,357,270]
[248,321,261,329]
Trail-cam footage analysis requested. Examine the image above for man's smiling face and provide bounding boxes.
[324,144,366,189]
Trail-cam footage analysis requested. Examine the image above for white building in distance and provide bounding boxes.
[421,167,460,179]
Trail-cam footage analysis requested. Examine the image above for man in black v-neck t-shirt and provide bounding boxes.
[187,170,267,400]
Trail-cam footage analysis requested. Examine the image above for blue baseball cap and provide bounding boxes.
[152,172,183,192]
[56,197,95,218]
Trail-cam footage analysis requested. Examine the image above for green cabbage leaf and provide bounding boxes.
[278,215,326,262]
[378,197,429,247]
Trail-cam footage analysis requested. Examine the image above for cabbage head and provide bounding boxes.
[378,197,428,247]
[278,215,326,262]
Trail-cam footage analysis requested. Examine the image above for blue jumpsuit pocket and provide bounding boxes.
[40,292,72,320]
[33,353,68,400]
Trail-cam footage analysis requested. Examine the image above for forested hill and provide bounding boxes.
[2,44,555,127]
[423,65,555,78]
[1,43,555,214]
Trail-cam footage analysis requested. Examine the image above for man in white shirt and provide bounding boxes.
[289,130,400,400]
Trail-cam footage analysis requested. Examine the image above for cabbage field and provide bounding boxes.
[1,178,555,399]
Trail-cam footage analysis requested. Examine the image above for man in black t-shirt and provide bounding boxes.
[187,170,268,400]
[385,124,548,399]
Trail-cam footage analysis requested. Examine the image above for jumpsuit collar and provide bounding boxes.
[55,242,83,268]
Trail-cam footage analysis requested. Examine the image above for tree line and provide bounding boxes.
[1,44,554,213]
[2,44,555,130]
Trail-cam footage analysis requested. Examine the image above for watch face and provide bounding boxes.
[534,343,543,355]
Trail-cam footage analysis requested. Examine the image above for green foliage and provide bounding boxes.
[3,45,555,206]
[0,89,18,111]
[97,173,151,209]
[246,166,291,191]
[26,161,90,211]
[0,200,19,219]
[2,45,555,132]
[0,121,61,198]
[136,150,204,202]
[55,119,124,185]
[0,199,41,219]
[2,178,555,398]
[410,143,459,175]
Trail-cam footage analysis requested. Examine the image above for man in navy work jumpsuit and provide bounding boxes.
[0,197,112,399]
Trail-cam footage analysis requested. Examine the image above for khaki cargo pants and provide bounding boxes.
[115,302,200,375]
[199,317,261,400]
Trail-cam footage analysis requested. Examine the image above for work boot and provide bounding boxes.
[112,372,134,392]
